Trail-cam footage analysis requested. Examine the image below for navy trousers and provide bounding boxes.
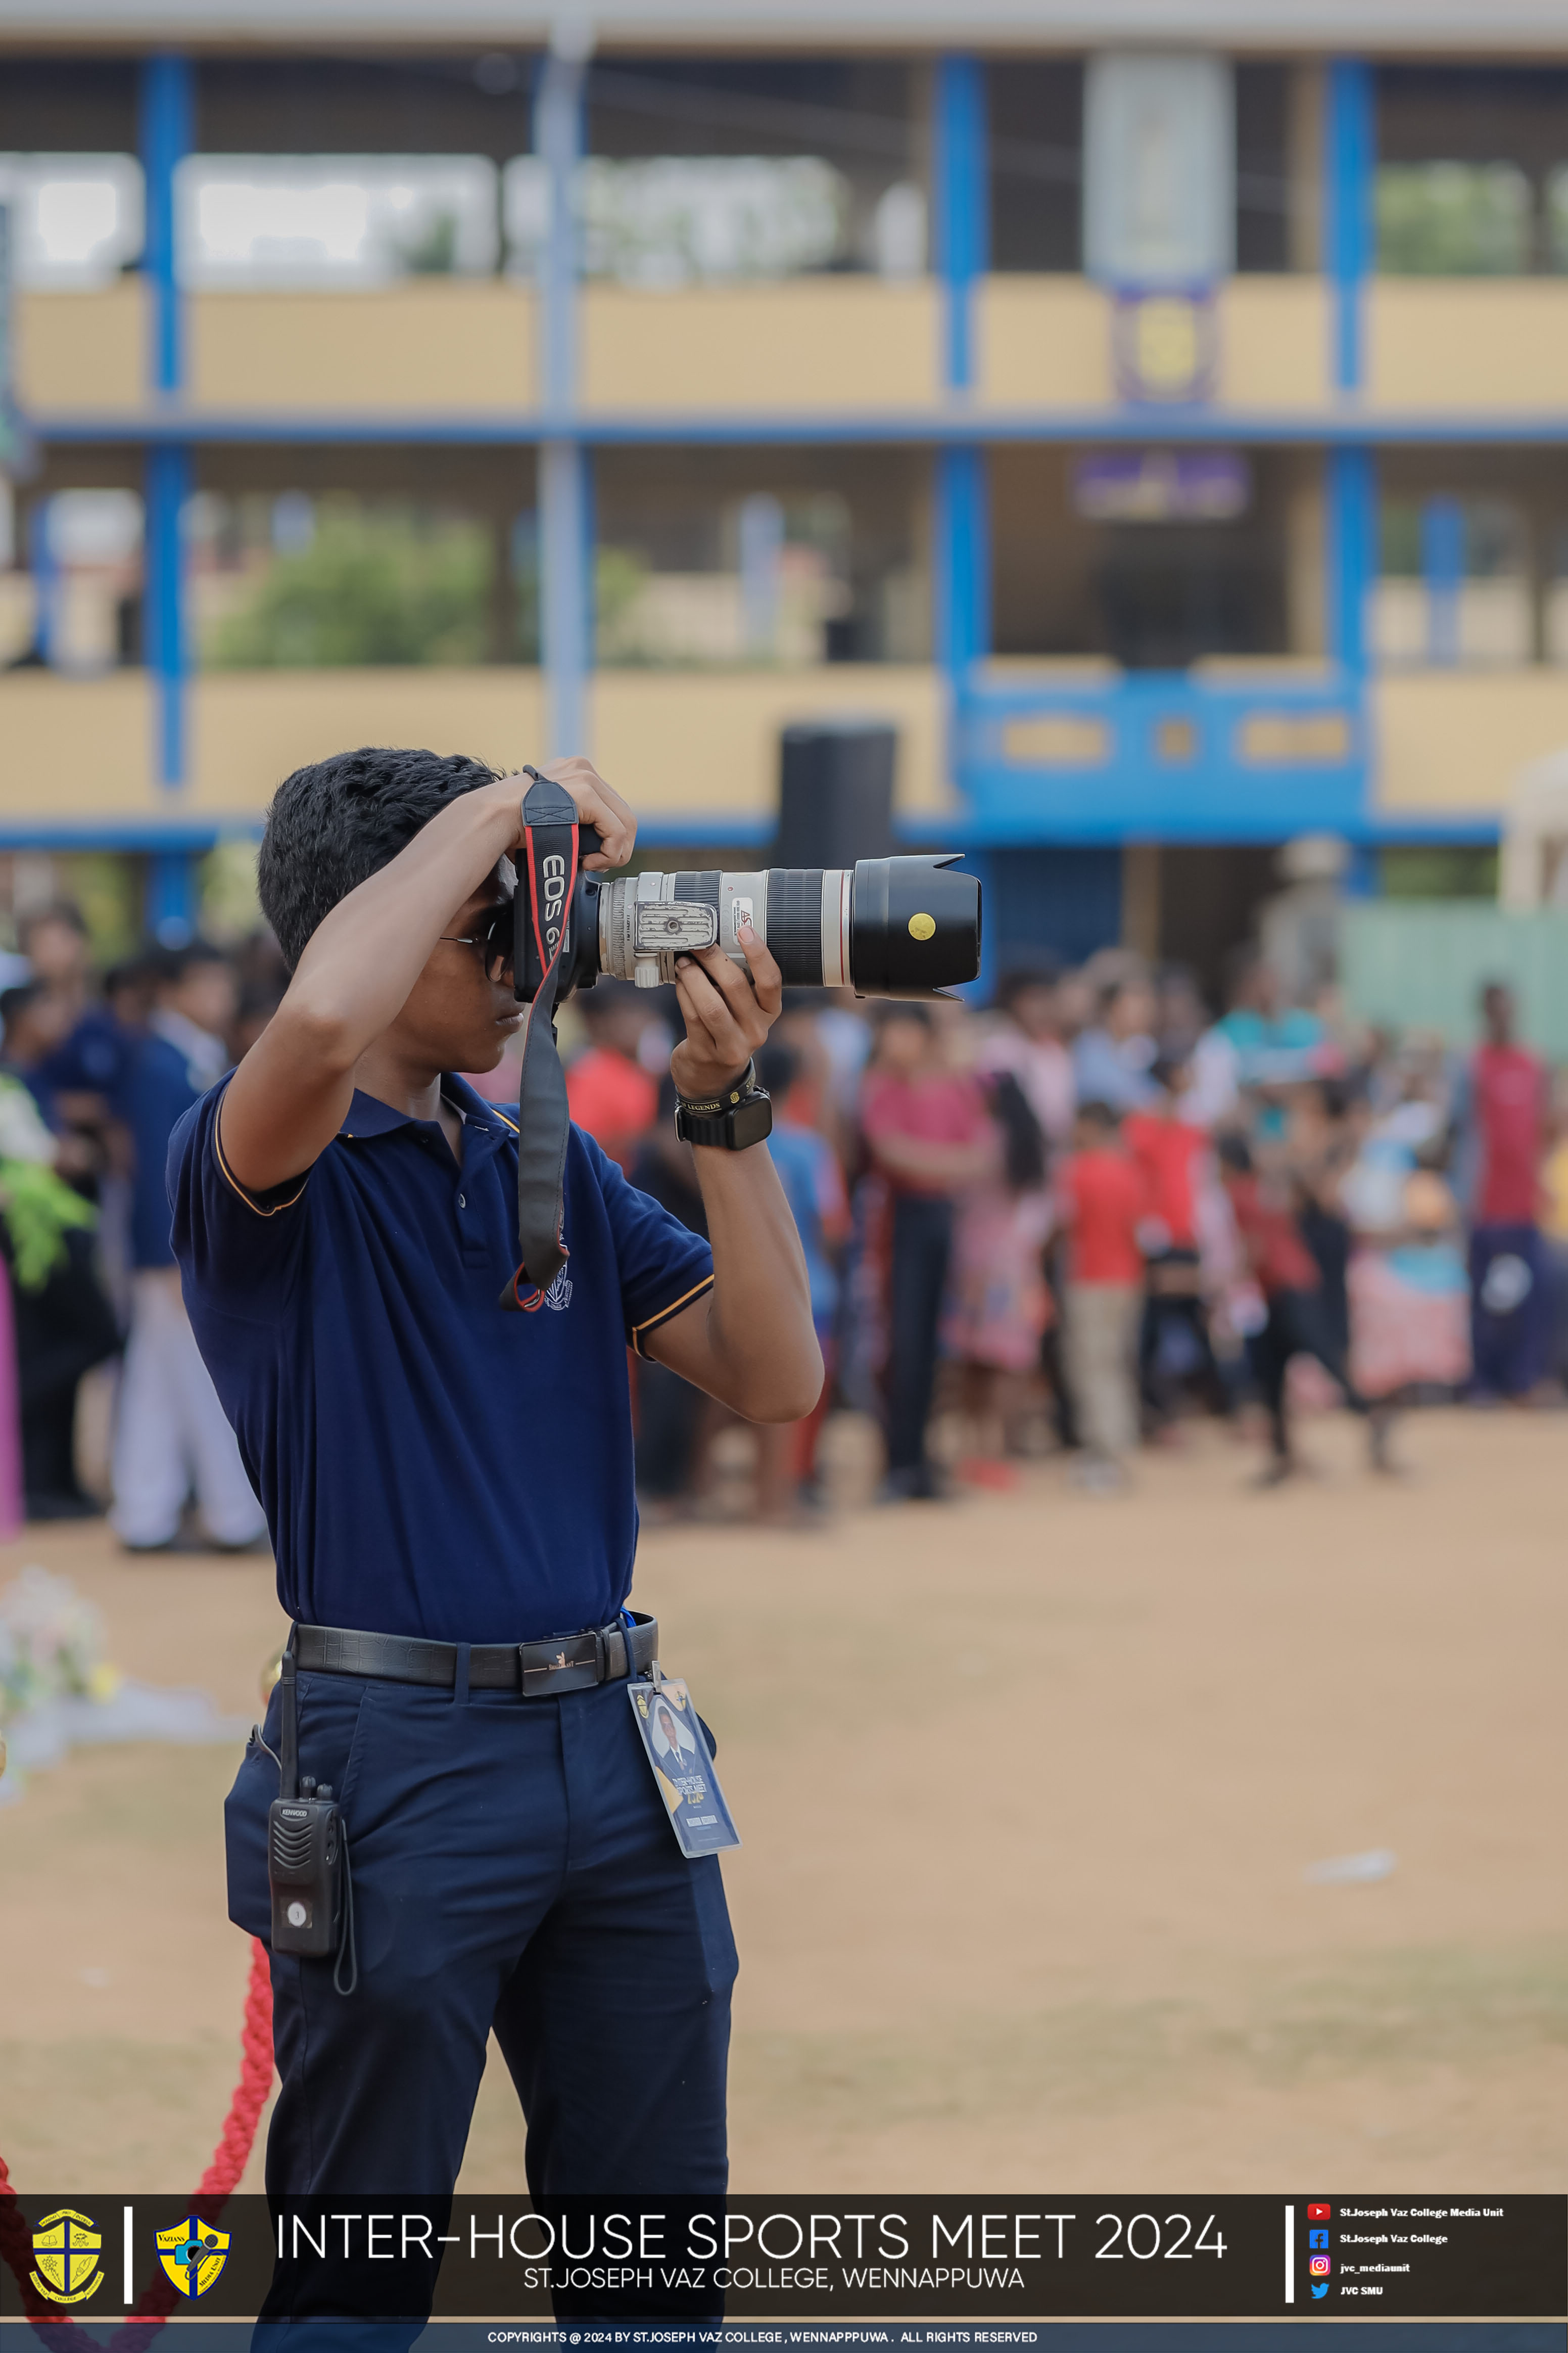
[1469,1221,1550,1398]
[226,1664,737,2325]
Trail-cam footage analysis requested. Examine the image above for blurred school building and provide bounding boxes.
[2,0,1567,987]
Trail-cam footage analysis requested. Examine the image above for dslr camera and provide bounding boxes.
[509,842,982,1005]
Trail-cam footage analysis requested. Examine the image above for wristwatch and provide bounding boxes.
[674,1059,773,1150]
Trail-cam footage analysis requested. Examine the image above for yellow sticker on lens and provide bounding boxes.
[908,912,936,941]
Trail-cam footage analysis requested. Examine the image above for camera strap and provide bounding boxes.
[500,768,580,1312]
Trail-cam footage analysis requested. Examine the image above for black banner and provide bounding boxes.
[3,2197,1563,2324]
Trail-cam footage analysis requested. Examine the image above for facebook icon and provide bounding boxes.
[1309,2230,1329,2248]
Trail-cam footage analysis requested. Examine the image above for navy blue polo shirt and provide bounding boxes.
[167,1077,713,1643]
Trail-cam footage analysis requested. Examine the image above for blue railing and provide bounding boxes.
[954,665,1368,842]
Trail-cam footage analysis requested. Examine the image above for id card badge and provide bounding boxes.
[628,1676,741,1858]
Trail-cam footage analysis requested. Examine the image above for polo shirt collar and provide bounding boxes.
[338,1074,516,1141]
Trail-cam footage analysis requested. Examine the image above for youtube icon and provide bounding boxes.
[1308,2204,1332,2221]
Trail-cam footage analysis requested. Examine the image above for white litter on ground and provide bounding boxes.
[1304,1847,1398,1884]
[0,1562,249,1806]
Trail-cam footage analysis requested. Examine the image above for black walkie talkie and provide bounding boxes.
[267,1649,348,1971]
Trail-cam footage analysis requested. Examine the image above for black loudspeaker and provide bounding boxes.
[777,718,896,869]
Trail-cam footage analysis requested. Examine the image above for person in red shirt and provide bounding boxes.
[860,1004,994,1500]
[564,981,658,1172]
[1218,1134,1391,1483]
[1124,1055,1225,1428]
[1468,981,1549,1399]
[1053,1099,1147,1489]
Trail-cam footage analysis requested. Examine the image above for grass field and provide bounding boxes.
[1,1406,1564,2194]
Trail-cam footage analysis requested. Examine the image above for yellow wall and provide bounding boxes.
[1374,671,1568,814]
[18,273,1568,425]
[188,670,545,811]
[0,672,154,815]
[15,285,147,416]
[581,282,942,413]
[978,276,1330,412]
[188,285,536,413]
[976,279,1114,409]
[589,666,947,823]
[0,668,943,831]
[1216,278,1331,409]
[1367,282,1568,413]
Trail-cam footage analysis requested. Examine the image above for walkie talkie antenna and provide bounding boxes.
[278,1648,299,1802]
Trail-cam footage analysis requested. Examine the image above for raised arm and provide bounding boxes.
[642,926,824,1425]
[220,760,633,1195]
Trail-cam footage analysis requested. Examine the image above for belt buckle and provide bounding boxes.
[519,1628,603,1698]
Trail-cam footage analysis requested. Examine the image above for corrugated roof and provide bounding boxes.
[1,0,1565,55]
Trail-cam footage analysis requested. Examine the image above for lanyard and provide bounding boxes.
[501,768,580,1312]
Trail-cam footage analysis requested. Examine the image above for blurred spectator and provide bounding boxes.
[1466,981,1550,1401]
[110,944,266,1552]
[1054,1099,1146,1490]
[1346,1137,1471,1404]
[978,962,1076,1150]
[1219,1133,1391,1483]
[1190,951,1322,1129]
[751,1038,846,1520]
[0,1067,116,1518]
[629,1073,713,1517]
[1125,1057,1224,1427]
[566,980,658,1172]
[860,1004,992,1501]
[0,982,75,1131]
[946,1060,1051,1476]
[1071,976,1160,1114]
[24,903,133,1112]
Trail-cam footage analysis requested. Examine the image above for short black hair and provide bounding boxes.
[995,960,1062,1009]
[145,941,230,991]
[755,1040,798,1097]
[0,982,44,1029]
[1075,1097,1121,1133]
[258,745,501,970]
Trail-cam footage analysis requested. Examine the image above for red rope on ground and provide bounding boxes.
[0,1937,273,2346]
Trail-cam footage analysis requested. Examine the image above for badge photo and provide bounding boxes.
[629,1676,741,1859]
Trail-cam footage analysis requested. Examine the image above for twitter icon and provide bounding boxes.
[1312,2284,1329,2300]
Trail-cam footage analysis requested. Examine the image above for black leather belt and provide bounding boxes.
[293,1612,657,1698]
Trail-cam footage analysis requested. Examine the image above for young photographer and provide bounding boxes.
[170,749,821,2290]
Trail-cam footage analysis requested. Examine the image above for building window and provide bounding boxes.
[571,58,926,284]
[1376,66,1568,275]
[990,446,1307,668]
[593,447,928,668]
[188,449,538,667]
[4,475,144,672]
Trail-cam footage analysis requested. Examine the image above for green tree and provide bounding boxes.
[209,503,494,669]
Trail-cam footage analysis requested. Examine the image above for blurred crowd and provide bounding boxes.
[0,897,1564,1543]
[545,944,1568,1514]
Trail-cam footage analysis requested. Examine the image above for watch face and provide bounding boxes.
[731,1094,773,1149]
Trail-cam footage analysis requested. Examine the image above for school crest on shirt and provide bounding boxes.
[542,1263,572,1311]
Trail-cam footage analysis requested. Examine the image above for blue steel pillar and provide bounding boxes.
[932,58,991,986]
[1421,494,1463,668]
[933,55,986,394]
[536,36,590,759]
[139,54,198,932]
[146,848,196,947]
[139,54,193,396]
[1323,58,1377,856]
[1324,58,1374,396]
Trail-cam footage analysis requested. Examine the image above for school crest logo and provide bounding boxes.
[156,2216,230,2299]
[29,2208,103,2304]
[543,1263,572,1311]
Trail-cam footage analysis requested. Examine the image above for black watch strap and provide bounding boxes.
[674,1062,773,1150]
